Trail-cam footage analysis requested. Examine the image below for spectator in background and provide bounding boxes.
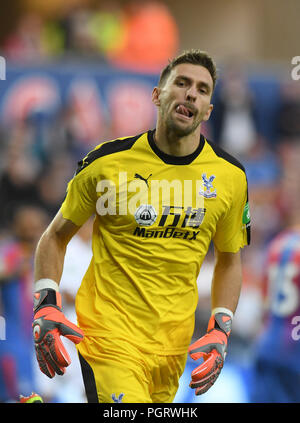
[3,13,49,63]
[242,136,281,190]
[0,206,49,402]
[88,1,127,59]
[36,156,74,220]
[212,57,258,159]
[2,1,179,69]
[277,81,300,145]
[63,7,99,57]
[0,116,74,229]
[249,143,300,403]
[0,136,41,234]
[107,0,179,72]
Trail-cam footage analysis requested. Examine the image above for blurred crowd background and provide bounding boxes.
[0,0,300,403]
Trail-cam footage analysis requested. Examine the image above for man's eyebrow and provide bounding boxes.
[175,75,191,83]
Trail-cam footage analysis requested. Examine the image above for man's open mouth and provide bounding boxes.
[175,104,195,119]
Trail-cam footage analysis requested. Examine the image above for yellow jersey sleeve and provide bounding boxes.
[60,167,97,227]
[213,170,250,253]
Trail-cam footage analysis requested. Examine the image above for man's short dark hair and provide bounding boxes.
[158,49,217,90]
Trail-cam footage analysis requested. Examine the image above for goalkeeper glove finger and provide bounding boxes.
[33,288,84,378]
[188,312,232,395]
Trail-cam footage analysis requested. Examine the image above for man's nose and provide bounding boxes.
[185,86,197,102]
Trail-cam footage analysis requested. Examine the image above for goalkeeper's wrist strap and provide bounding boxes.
[209,308,233,337]
[33,279,61,313]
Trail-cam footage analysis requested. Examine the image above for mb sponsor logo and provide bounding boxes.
[133,205,205,241]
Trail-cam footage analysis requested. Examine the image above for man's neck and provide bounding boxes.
[154,123,202,157]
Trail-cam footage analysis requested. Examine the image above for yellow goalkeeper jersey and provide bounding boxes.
[60,130,250,355]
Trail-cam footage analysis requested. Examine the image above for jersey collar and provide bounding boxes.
[147,129,205,165]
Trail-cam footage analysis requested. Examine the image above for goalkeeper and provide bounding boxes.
[32,49,250,403]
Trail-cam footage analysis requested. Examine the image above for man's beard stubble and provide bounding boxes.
[165,113,200,138]
[159,101,202,138]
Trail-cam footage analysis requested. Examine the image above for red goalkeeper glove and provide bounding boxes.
[33,288,84,378]
[188,311,232,395]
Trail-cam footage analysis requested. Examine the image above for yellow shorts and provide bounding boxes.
[77,335,187,403]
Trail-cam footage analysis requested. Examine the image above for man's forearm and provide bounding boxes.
[34,212,80,288]
[34,230,67,286]
[211,250,242,315]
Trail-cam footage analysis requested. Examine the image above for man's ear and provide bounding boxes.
[203,103,214,122]
[152,87,161,106]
